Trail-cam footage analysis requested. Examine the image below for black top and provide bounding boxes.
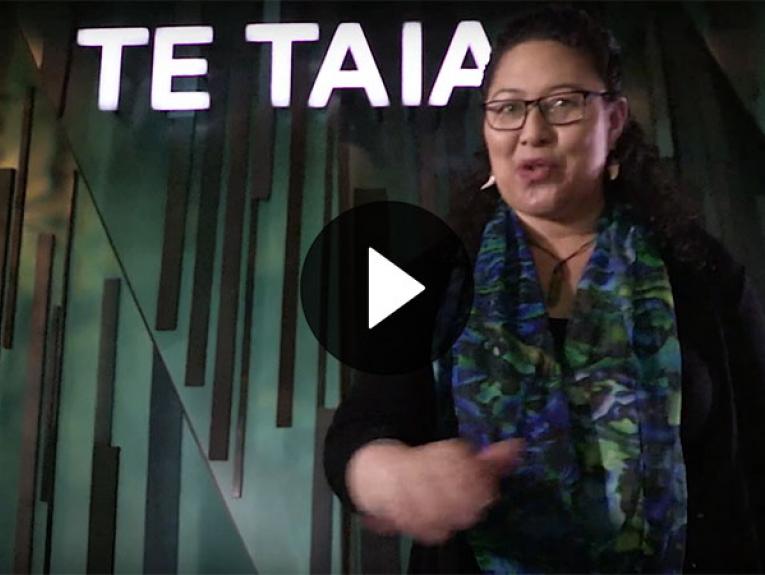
[323,230,765,574]
[548,316,568,360]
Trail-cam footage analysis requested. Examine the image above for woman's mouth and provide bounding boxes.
[516,159,558,183]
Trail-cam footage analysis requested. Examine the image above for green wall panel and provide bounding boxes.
[0,7,257,572]
[177,418,255,575]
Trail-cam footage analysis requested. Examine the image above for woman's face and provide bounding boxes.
[483,40,628,223]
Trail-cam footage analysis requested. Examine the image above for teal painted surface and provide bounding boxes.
[177,418,256,574]
[47,184,125,574]
[0,25,73,569]
[0,13,256,573]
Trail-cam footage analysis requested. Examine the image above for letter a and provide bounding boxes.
[308,23,390,108]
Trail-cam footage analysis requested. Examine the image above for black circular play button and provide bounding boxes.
[300,201,474,375]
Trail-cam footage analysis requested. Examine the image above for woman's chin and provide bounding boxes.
[501,185,566,218]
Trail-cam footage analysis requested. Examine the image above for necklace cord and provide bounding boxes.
[528,236,597,305]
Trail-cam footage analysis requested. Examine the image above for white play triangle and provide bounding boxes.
[368,247,425,329]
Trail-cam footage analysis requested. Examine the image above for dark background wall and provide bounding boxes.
[1,2,763,573]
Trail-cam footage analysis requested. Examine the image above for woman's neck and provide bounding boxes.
[514,196,604,256]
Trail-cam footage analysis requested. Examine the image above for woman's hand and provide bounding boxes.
[346,438,524,545]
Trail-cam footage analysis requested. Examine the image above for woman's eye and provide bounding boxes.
[550,97,575,108]
[499,102,521,114]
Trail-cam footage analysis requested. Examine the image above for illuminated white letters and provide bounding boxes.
[308,23,389,108]
[245,23,320,107]
[78,21,492,111]
[401,22,422,106]
[428,21,491,106]
[151,26,213,111]
[77,27,150,111]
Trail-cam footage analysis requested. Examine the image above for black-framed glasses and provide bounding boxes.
[482,90,617,131]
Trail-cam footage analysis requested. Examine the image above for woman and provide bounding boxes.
[324,6,765,573]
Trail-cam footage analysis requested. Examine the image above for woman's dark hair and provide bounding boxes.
[453,5,707,268]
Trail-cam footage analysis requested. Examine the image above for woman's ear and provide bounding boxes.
[607,96,629,149]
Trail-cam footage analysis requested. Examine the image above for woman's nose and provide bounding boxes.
[519,105,554,146]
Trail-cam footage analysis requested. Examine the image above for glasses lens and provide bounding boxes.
[541,93,586,125]
[486,100,526,129]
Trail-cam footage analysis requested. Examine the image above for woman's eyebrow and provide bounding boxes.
[489,84,586,98]
[545,83,586,92]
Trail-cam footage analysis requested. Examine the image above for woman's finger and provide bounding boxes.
[475,438,525,477]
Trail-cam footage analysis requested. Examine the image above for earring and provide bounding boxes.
[607,162,620,181]
[480,174,496,190]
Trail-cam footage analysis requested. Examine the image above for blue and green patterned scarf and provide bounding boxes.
[448,198,687,573]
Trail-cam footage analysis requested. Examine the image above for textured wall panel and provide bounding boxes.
[2,89,35,349]
[12,233,55,574]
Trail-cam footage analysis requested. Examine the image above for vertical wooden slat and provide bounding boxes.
[41,306,63,575]
[40,306,62,504]
[0,168,15,332]
[336,100,353,575]
[0,6,15,85]
[232,197,259,496]
[39,4,73,117]
[336,107,352,404]
[40,172,77,501]
[12,233,55,574]
[156,117,195,331]
[59,172,79,304]
[316,113,336,409]
[86,445,120,575]
[342,509,353,575]
[86,278,121,574]
[42,172,78,574]
[185,49,228,388]
[248,0,275,205]
[92,279,120,446]
[209,54,253,460]
[143,348,182,574]
[313,101,340,574]
[232,1,272,491]
[275,51,310,428]
[3,88,35,349]
[55,171,78,328]
[310,407,336,574]
[250,103,276,201]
